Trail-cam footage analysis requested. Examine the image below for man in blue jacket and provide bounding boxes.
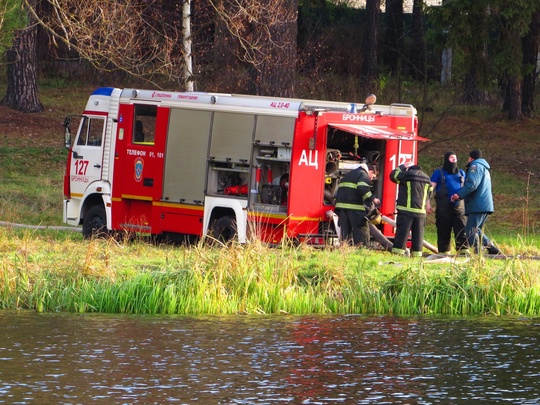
[430,151,469,254]
[450,150,501,255]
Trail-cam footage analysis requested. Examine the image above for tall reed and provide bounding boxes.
[1,228,540,316]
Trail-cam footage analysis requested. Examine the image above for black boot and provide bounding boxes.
[486,245,502,255]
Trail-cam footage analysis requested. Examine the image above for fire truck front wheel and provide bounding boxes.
[83,205,109,239]
[209,215,237,244]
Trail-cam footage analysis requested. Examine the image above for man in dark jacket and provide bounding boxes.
[390,162,433,257]
[450,149,501,254]
[430,151,469,254]
[335,163,379,246]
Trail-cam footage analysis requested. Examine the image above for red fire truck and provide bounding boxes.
[63,87,427,245]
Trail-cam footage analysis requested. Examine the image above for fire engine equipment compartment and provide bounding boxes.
[324,126,384,205]
[252,144,291,211]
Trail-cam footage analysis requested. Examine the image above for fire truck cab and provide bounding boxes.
[63,87,427,245]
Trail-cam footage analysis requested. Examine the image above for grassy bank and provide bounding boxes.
[1,82,539,316]
[0,146,66,225]
[1,228,540,316]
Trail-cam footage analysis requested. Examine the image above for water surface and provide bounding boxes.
[1,312,539,404]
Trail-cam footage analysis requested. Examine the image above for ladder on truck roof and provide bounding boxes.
[114,88,418,118]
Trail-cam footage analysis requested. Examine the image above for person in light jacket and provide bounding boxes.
[450,149,501,255]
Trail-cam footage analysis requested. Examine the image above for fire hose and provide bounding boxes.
[0,221,81,232]
[379,214,438,254]
[327,211,438,254]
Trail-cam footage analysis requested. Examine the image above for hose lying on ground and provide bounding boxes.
[0,221,81,232]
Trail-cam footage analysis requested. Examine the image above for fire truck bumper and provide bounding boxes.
[63,199,81,226]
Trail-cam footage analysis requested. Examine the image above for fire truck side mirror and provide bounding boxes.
[63,116,72,149]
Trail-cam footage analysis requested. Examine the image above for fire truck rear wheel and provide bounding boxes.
[83,205,109,239]
[209,215,237,244]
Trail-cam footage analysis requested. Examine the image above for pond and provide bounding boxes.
[1,311,539,404]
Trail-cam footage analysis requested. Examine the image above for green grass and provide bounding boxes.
[0,147,66,225]
[1,228,540,316]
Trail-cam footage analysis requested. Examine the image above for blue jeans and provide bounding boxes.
[465,212,493,253]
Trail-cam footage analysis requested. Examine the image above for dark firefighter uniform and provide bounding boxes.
[335,163,375,246]
[389,164,433,257]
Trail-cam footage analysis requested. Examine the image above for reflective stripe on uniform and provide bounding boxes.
[392,167,403,182]
[339,182,357,189]
[422,186,430,211]
[337,181,371,206]
[399,183,432,214]
[335,202,366,211]
[396,205,426,214]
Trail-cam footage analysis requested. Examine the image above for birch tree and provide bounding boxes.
[30,0,189,88]
[17,0,297,95]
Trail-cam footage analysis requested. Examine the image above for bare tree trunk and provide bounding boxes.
[521,10,540,118]
[362,0,381,85]
[456,1,489,105]
[1,0,43,113]
[507,76,523,121]
[410,0,425,80]
[500,13,524,121]
[383,0,403,74]
[463,71,489,105]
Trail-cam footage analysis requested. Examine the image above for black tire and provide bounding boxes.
[82,205,109,239]
[209,215,237,244]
